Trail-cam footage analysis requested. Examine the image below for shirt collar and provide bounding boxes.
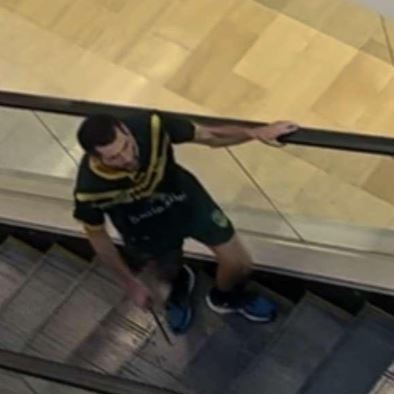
[89,156,134,180]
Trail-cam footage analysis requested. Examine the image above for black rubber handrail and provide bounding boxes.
[0,90,393,156]
[0,349,184,394]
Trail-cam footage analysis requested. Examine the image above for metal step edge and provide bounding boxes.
[20,260,99,353]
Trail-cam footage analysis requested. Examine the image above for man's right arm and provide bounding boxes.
[73,192,152,309]
[86,227,152,309]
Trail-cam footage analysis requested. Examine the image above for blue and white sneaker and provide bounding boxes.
[206,288,277,322]
[165,265,196,334]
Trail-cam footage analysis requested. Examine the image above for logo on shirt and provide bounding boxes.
[211,209,229,228]
[128,192,187,224]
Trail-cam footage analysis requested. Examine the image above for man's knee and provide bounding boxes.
[210,233,252,271]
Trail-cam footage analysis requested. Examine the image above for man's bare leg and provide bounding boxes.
[206,233,277,322]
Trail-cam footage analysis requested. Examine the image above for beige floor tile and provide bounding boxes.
[119,33,190,84]
[0,59,67,98]
[355,76,394,136]
[24,0,173,66]
[234,15,318,90]
[0,6,207,115]
[175,145,272,208]
[312,51,394,128]
[82,0,174,63]
[230,143,319,208]
[242,31,356,122]
[34,113,83,147]
[166,14,262,105]
[283,0,342,31]
[201,73,267,117]
[34,112,84,162]
[374,18,389,46]
[48,0,115,48]
[154,0,238,50]
[0,0,21,11]
[0,111,76,178]
[362,38,392,64]
[285,145,382,188]
[0,8,87,92]
[226,0,278,35]
[385,17,394,51]
[363,158,394,206]
[295,109,342,129]
[383,217,394,231]
[360,19,393,63]
[125,80,214,116]
[9,0,71,28]
[289,169,394,228]
[254,0,291,12]
[312,1,381,49]
[0,108,39,142]
[68,146,84,165]
[286,216,394,254]
[95,0,129,13]
[231,141,394,229]
[59,55,149,102]
[274,0,384,61]
[268,0,393,63]
[195,1,276,116]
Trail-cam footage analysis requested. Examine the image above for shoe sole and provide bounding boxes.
[169,265,195,335]
[183,265,196,295]
[205,294,276,323]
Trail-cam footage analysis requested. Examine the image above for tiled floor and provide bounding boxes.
[1,0,394,252]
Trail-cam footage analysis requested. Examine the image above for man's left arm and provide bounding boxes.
[156,111,298,147]
[192,121,298,148]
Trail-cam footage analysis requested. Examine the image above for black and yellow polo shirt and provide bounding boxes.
[73,111,234,256]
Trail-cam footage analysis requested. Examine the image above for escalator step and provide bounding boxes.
[127,271,225,379]
[228,292,351,394]
[300,305,394,394]
[0,245,89,351]
[0,237,42,308]
[26,263,123,362]
[0,371,37,394]
[181,282,295,394]
[68,300,155,374]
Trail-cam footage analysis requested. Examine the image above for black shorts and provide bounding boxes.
[124,170,235,267]
[185,179,235,247]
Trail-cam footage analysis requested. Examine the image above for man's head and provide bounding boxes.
[77,114,139,171]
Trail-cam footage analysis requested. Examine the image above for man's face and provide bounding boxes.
[95,124,139,171]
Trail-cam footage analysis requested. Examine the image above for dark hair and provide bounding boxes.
[77,114,122,155]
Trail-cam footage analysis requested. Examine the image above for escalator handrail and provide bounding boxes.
[0,89,393,156]
[0,348,184,394]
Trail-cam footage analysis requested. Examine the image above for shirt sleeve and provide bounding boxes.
[73,200,105,231]
[156,112,196,144]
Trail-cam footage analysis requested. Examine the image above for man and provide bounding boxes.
[73,111,297,334]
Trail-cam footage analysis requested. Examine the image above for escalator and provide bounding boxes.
[1,224,394,394]
[0,91,394,394]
